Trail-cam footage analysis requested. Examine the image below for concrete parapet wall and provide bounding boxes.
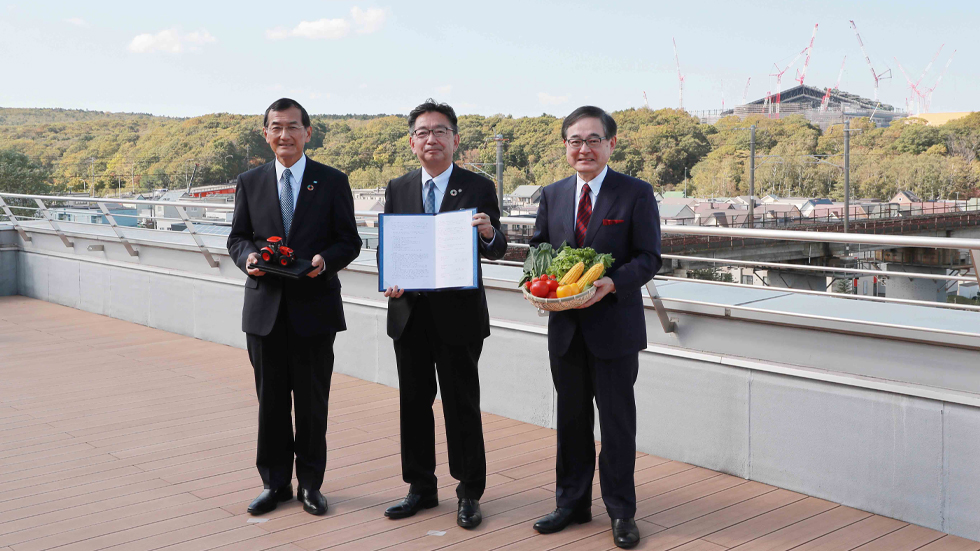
[4,228,980,540]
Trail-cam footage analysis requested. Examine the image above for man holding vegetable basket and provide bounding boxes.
[527,106,662,549]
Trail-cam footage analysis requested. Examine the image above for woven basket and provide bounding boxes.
[522,286,596,312]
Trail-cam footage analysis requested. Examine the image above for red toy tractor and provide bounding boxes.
[259,236,295,267]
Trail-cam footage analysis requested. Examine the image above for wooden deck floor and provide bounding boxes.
[1,295,978,551]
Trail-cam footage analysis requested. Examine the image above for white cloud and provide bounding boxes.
[350,7,387,34]
[538,92,569,106]
[128,28,216,54]
[65,17,87,27]
[267,17,349,40]
[267,6,387,41]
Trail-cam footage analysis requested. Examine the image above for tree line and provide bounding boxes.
[1,106,977,202]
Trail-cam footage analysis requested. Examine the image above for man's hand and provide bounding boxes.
[307,254,325,278]
[472,213,495,240]
[384,285,405,298]
[577,277,615,308]
[246,252,266,277]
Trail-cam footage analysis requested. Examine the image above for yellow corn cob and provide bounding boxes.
[576,262,606,287]
[559,262,585,285]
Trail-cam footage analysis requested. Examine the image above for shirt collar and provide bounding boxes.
[421,163,453,193]
[576,165,608,195]
[275,154,307,183]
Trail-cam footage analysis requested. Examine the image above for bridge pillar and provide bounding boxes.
[767,270,828,291]
[883,263,948,303]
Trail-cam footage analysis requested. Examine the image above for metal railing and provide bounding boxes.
[3,193,978,340]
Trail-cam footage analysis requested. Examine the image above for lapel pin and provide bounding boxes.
[307,184,314,191]
[450,189,459,196]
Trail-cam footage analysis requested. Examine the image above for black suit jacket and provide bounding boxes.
[529,168,662,359]
[383,164,508,344]
[227,158,362,337]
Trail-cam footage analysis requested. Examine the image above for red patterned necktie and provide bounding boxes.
[575,183,592,248]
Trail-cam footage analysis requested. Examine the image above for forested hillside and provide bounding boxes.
[1,106,977,201]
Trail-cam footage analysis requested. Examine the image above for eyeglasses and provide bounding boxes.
[412,126,454,140]
[267,125,305,136]
[565,137,607,149]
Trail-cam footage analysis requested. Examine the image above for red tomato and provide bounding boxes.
[549,275,556,280]
[547,279,559,292]
[530,280,550,298]
[524,281,532,290]
[538,274,549,282]
[546,291,558,299]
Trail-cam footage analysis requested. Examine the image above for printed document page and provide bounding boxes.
[379,209,477,291]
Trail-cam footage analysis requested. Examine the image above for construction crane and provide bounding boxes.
[742,77,751,104]
[769,48,805,115]
[795,24,819,87]
[820,56,846,111]
[849,20,891,102]
[643,91,649,109]
[925,50,957,112]
[914,45,944,91]
[672,37,685,110]
[894,57,922,115]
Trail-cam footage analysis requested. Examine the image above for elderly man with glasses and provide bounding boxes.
[529,106,662,549]
[380,99,507,529]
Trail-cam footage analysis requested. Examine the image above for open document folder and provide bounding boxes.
[378,208,478,292]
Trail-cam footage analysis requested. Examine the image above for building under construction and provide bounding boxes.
[692,84,907,130]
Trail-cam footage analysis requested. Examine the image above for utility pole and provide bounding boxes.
[684,167,688,198]
[749,125,756,228]
[844,120,850,234]
[88,157,95,195]
[494,133,505,216]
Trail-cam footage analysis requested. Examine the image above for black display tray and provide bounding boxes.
[249,257,316,279]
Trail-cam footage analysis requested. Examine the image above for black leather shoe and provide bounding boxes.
[457,498,482,528]
[532,507,592,534]
[298,488,328,515]
[611,518,640,549]
[247,485,292,515]
[384,492,438,519]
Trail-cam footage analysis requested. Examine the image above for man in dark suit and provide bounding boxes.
[227,98,361,517]
[529,106,661,549]
[380,99,507,529]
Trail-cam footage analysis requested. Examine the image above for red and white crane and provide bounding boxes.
[925,50,957,112]
[742,77,751,104]
[820,56,846,111]
[768,48,805,115]
[894,57,923,115]
[672,37,685,110]
[849,20,891,102]
[795,24,819,87]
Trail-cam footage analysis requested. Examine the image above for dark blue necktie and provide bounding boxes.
[424,179,436,214]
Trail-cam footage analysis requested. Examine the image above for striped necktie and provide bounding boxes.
[575,183,592,247]
[280,168,294,236]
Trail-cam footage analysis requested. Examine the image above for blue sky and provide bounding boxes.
[1,0,976,117]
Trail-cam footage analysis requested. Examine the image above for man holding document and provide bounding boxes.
[380,99,507,529]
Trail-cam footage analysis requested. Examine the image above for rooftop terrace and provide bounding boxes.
[3,296,979,551]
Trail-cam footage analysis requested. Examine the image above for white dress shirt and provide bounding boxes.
[574,165,608,227]
[275,154,306,213]
[420,164,452,212]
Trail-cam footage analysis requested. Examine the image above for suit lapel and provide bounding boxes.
[558,176,577,246]
[439,164,463,213]
[265,163,286,239]
[584,169,619,246]
[404,169,424,214]
[288,160,318,242]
